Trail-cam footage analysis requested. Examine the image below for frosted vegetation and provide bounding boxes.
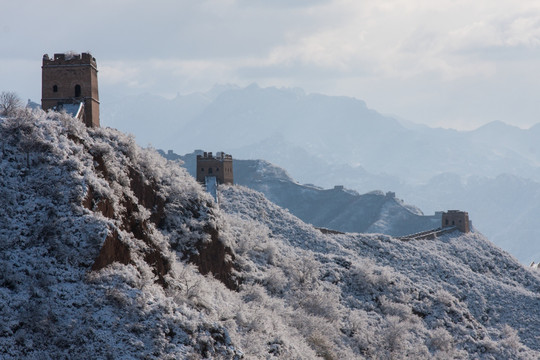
[1,109,540,358]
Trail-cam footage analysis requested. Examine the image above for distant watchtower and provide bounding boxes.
[442,210,470,233]
[41,52,100,127]
[196,151,234,185]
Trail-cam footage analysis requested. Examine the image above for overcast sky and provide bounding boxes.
[3,0,540,129]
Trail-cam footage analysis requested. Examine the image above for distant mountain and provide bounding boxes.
[105,84,540,184]
[3,110,540,358]
[101,84,239,150]
[467,121,540,167]
[164,150,443,236]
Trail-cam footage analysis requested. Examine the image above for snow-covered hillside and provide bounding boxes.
[2,110,540,359]
[220,185,540,358]
[0,109,242,358]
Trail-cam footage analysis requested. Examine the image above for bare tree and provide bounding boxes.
[0,91,23,116]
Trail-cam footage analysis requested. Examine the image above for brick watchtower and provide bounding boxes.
[41,52,100,127]
[442,210,470,233]
[196,151,234,185]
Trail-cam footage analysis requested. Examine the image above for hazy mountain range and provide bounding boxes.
[3,110,540,358]
[102,84,540,264]
[103,84,540,184]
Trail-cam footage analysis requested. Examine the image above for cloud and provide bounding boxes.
[230,0,540,94]
[4,0,540,127]
[100,63,142,88]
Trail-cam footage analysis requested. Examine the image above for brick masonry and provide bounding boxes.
[41,52,100,127]
[196,151,234,185]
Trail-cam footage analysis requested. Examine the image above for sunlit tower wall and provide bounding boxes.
[196,151,234,185]
[41,52,100,127]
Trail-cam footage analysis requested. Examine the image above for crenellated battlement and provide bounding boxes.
[43,52,97,68]
[198,151,233,160]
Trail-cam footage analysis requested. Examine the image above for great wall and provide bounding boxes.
[40,51,472,241]
[398,210,471,240]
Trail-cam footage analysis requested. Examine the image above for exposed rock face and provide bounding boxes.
[81,136,236,289]
[127,165,166,226]
[83,185,115,219]
[84,152,172,286]
[91,230,130,271]
[190,225,238,290]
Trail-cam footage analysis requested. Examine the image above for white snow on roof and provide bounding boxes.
[60,102,83,119]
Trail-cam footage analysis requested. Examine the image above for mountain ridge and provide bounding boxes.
[3,104,540,358]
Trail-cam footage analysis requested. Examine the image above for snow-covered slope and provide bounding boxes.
[0,110,245,358]
[220,185,540,359]
[2,110,540,359]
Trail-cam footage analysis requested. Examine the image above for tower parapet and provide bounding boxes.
[42,52,98,68]
[41,52,100,127]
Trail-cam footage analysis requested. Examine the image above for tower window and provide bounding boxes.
[75,84,81,97]
[53,85,58,92]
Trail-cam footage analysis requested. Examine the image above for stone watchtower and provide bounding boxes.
[41,52,100,127]
[196,152,234,185]
[442,210,470,233]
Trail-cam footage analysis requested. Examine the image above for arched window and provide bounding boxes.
[75,84,81,97]
[208,168,213,174]
[53,85,58,93]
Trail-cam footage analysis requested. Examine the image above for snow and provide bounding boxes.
[59,102,83,118]
[205,175,218,202]
[219,185,540,358]
[1,109,540,358]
